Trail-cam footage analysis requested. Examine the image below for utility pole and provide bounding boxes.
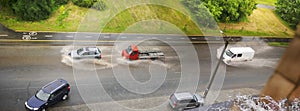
[203,30,230,99]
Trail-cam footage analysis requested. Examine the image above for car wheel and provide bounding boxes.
[62,94,68,100]
[41,108,46,111]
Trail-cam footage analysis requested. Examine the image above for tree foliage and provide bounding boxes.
[12,0,54,21]
[72,0,96,8]
[182,0,256,23]
[276,0,300,29]
[182,0,217,28]
[72,0,107,11]
[92,0,107,11]
[2,0,69,21]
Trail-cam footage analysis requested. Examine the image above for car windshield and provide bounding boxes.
[77,48,84,54]
[126,46,133,54]
[35,90,50,101]
[226,50,235,57]
[193,95,197,101]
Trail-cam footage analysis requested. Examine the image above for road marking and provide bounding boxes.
[180,38,185,39]
[103,36,110,38]
[137,37,144,39]
[191,38,197,40]
[0,39,275,44]
[66,35,74,38]
[85,36,92,38]
[0,34,8,37]
[45,35,53,38]
[120,36,127,39]
[166,38,172,39]
[152,37,157,39]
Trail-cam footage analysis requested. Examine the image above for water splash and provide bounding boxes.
[60,45,116,71]
[115,57,170,68]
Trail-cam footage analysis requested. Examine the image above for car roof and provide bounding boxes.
[42,79,68,94]
[83,47,99,52]
[229,47,254,54]
[174,92,194,100]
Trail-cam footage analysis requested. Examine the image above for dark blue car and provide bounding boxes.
[25,79,70,111]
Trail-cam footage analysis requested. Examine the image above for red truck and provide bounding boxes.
[121,44,165,60]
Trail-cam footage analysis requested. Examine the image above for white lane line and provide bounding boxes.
[103,36,110,38]
[45,35,53,38]
[180,38,185,39]
[66,35,74,38]
[137,37,144,39]
[85,36,92,38]
[152,37,157,39]
[120,36,127,39]
[191,38,197,40]
[0,34,8,37]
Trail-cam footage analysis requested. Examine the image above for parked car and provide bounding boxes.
[68,47,102,59]
[169,92,204,111]
[25,79,70,111]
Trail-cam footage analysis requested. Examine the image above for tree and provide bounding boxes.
[12,0,54,21]
[72,0,107,11]
[9,0,68,21]
[72,0,96,8]
[181,0,257,23]
[276,0,300,29]
[181,0,218,28]
[92,0,107,11]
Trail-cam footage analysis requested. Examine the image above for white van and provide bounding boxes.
[217,47,255,64]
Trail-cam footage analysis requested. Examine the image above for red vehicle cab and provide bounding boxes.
[122,44,139,60]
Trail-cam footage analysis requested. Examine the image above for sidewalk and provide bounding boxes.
[49,88,260,111]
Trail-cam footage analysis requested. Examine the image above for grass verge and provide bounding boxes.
[219,8,294,38]
[0,1,295,37]
[255,0,277,6]
[268,42,289,47]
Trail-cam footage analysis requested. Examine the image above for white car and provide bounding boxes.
[68,47,102,59]
[169,92,204,110]
[217,47,255,64]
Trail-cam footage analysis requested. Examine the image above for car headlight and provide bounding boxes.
[33,108,39,110]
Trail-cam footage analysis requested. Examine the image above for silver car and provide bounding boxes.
[169,92,204,111]
[68,47,101,59]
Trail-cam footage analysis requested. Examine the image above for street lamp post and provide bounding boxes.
[202,30,230,100]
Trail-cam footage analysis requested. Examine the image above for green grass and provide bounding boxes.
[223,30,275,36]
[102,4,202,35]
[255,0,277,6]
[0,3,88,32]
[219,8,294,37]
[268,42,289,47]
[0,1,295,37]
